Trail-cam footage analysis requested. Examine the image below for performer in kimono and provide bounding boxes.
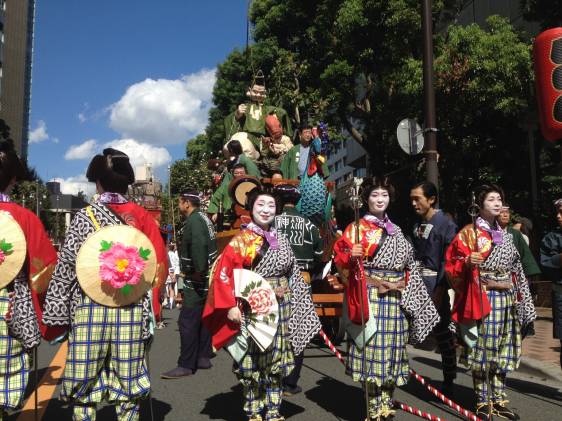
[410,181,458,396]
[162,190,218,379]
[0,139,61,418]
[203,188,320,421]
[208,162,250,223]
[43,148,167,421]
[273,184,323,396]
[445,184,536,420]
[540,198,562,368]
[334,176,439,421]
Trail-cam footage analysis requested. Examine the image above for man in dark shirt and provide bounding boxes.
[540,199,562,368]
[274,184,323,396]
[411,181,458,395]
[162,190,218,379]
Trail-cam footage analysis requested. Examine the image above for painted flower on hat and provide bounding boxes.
[99,241,150,293]
[0,239,13,266]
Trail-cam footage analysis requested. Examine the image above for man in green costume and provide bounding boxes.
[208,163,249,223]
[161,190,218,379]
[224,83,293,155]
[280,122,329,180]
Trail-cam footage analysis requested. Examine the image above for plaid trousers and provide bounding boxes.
[61,295,150,409]
[347,286,410,390]
[234,286,294,420]
[462,289,521,405]
[0,288,29,411]
[462,289,521,373]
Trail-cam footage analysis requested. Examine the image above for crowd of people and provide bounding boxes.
[0,109,562,421]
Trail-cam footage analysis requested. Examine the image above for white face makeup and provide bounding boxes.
[252,194,276,228]
[481,192,503,219]
[368,188,390,217]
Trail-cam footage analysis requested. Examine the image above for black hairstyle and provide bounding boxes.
[361,175,395,204]
[298,120,313,131]
[513,216,533,237]
[227,139,243,156]
[86,148,135,194]
[179,189,201,207]
[473,183,505,209]
[273,184,301,206]
[232,163,247,173]
[0,139,27,191]
[245,187,283,216]
[411,181,438,207]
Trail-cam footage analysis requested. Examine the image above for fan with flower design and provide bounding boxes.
[76,225,157,307]
[0,211,26,288]
[233,268,279,352]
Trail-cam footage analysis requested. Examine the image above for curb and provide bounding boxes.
[408,345,562,386]
[518,356,562,385]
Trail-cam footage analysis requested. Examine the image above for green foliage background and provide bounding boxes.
[173,0,561,234]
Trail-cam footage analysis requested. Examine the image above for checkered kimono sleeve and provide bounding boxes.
[43,210,94,326]
[400,242,440,344]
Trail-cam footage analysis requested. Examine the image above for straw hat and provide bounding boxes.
[0,211,26,289]
[76,225,157,307]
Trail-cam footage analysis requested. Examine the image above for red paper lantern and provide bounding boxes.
[533,28,562,142]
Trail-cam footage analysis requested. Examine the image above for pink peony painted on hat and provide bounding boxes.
[98,241,150,292]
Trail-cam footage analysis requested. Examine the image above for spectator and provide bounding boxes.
[164,243,180,310]
[540,198,562,368]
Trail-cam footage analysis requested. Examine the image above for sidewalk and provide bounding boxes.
[520,307,562,382]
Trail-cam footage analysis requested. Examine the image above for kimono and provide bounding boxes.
[0,195,59,412]
[334,215,439,419]
[43,194,167,421]
[445,218,536,406]
[203,224,320,421]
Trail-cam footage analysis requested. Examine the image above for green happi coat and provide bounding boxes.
[274,206,323,272]
[180,210,218,307]
[207,155,260,214]
[280,144,330,180]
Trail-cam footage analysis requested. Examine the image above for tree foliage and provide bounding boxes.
[171,0,561,231]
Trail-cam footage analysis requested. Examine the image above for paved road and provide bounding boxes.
[8,307,562,420]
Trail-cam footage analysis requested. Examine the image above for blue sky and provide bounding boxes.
[28,0,248,195]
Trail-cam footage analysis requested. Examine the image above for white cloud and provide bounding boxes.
[64,139,98,160]
[78,113,87,123]
[109,68,216,145]
[105,138,171,170]
[51,175,96,198]
[63,137,171,172]
[52,137,60,144]
[29,120,49,143]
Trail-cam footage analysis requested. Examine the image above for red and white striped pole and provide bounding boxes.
[409,369,482,421]
[394,400,445,421]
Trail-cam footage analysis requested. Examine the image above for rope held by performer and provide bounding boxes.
[409,369,482,421]
[317,329,481,421]
[394,401,446,421]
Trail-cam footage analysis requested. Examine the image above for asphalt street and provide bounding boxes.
[8,307,562,420]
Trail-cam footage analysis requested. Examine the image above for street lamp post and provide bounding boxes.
[422,0,439,190]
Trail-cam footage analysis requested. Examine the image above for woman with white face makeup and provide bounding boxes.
[445,184,536,420]
[334,176,439,421]
[203,189,320,421]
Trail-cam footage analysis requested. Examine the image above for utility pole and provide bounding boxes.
[35,181,40,215]
[422,0,439,189]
